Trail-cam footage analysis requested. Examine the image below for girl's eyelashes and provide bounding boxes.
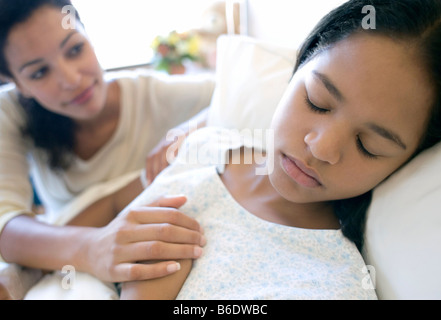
[356,136,378,159]
[304,95,329,114]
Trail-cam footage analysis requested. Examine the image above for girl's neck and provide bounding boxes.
[220,148,340,230]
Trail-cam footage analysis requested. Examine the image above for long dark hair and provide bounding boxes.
[0,0,81,169]
[294,0,441,251]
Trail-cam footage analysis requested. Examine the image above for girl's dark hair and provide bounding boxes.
[0,0,81,169]
[294,0,441,251]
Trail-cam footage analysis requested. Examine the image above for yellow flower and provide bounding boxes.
[167,31,180,46]
[151,36,160,50]
[187,35,200,57]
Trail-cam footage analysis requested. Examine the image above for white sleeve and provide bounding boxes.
[141,71,215,132]
[0,89,35,261]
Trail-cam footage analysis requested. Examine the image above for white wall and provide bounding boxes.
[71,0,348,69]
[245,0,347,49]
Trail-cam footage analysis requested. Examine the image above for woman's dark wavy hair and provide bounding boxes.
[293,0,441,251]
[0,0,81,170]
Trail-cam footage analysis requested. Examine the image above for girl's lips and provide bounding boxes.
[69,84,95,105]
[281,154,323,188]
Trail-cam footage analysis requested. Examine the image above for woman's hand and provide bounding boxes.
[144,128,187,186]
[0,280,12,300]
[81,195,205,283]
[144,107,208,185]
[0,265,43,300]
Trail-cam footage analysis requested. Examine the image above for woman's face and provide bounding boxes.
[5,6,107,120]
[270,34,434,204]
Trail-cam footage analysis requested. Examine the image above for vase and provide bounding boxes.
[169,63,186,75]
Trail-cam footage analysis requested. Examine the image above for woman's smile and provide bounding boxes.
[66,82,96,106]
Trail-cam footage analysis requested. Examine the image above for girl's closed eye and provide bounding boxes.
[305,95,379,160]
[356,136,378,159]
[304,95,329,114]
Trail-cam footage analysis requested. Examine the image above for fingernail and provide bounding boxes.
[166,262,181,273]
[194,246,203,258]
[164,194,186,198]
[200,235,207,246]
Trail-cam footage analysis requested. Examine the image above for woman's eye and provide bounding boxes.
[304,96,329,114]
[30,67,48,80]
[356,136,378,159]
[68,43,84,57]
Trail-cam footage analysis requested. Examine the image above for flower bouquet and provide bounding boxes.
[151,31,201,74]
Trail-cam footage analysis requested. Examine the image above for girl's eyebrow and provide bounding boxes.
[312,70,345,102]
[18,31,78,73]
[367,123,407,150]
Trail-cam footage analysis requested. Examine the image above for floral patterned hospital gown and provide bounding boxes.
[129,127,378,300]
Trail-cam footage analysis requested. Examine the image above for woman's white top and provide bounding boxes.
[0,70,214,262]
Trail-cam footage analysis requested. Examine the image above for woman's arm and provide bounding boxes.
[67,175,144,227]
[0,276,13,300]
[0,264,43,300]
[144,107,209,185]
[0,196,205,283]
[120,259,193,300]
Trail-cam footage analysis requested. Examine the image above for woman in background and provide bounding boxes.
[0,0,211,298]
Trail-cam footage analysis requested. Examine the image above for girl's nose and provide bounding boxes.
[304,128,344,165]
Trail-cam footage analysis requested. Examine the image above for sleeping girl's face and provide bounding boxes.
[269,33,434,204]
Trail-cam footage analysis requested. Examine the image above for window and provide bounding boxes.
[72,0,216,70]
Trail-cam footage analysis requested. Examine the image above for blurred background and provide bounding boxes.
[72,0,231,71]
[0,0,346,83]
[71,0,346,72]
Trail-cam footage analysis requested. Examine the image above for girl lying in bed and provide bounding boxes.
[118,0,441,299]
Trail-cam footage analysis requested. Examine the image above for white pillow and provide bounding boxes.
[363,142,441,300]
[206,35,296,131]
